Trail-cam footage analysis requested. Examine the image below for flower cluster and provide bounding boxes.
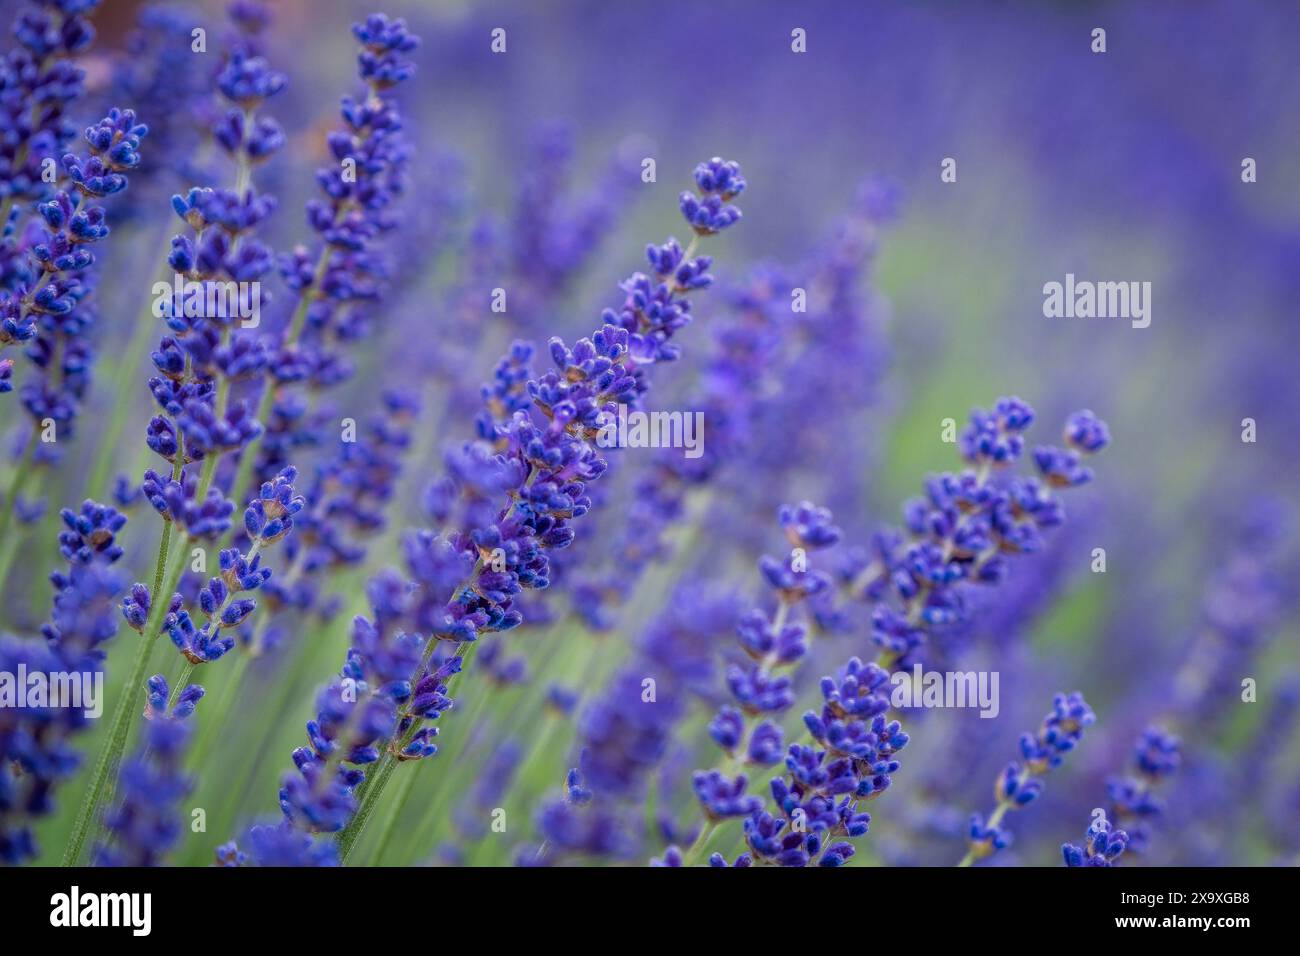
[255,14,418,492]
[0,0,97,226]
[419,164,741,647]
[389,159,747,736]
[259,157,747,862]
[0,497,128,862]
[964,692,1096,865]
[122,467,302,664]
[835,401,1110,670]
[693,503,840,826]
[1062,816,1129,867]
[734,654,904,868]
[1106,726,1181,855]
[5,107,146,453]
[275,570,452,837]
[634,504,903,868]
[94,676,203,867]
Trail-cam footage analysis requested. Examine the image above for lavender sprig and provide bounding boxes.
[0,0,97,230]
[1105,726,1181,856]
[274,157,746,864]
[59,17,287,866]
[0,105,147,571]
[960,691,1096,866]
[833,403,1111,672]
[665,503,907,868]
[232,13,418,505]
[690,504,839,836]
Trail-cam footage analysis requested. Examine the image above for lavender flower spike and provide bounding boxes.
[320,156,748,862]
[961,692,1096,866]
[1106,726,1181,855]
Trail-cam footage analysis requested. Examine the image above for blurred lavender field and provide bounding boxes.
[1,0,1296,869]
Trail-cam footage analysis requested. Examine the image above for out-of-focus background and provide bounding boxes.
[10,0,1298,865]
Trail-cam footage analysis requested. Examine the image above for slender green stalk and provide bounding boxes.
[337,641,481,863]
[60,534,188,865]
[365,755,421,866]
[65,367,235,863]
[185,644,251,772]
[682,821,719,867]
[168,661,198,706]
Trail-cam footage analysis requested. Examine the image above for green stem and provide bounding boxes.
[169,661,198,706]
[337,640,480,864]
[958,797,1014,867]
[337,749,397,864]
[366,757,420,866]
[682,821,719,867]
[61,534,188,866]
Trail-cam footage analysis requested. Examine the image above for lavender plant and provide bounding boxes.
[0,19,148,575]
[250,156,747,864]
[0,0,1292,875]
[961,692,1096,866]
[59,15,290,864]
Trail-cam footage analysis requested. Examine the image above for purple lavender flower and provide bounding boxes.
[223,820,338,867]
[0,1,97,226]
[274,570,453,837]
[1062,816,1129,868]
[296,158,751,862]
[2,104,147,465]
[963,692,1096,865]
[833,400,1109,670]
[140,12,286,500]
[248,14,418,499]
[679,158,745,235]
[1106,726,1181,854]
[0,497,127,862]
[151,466,303,664]
[140,466,236,540]
[685,502,835,831]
